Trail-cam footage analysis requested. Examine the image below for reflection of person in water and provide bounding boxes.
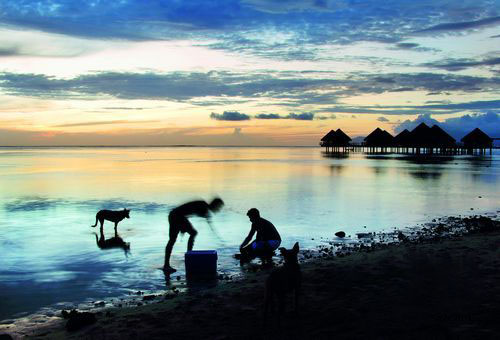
[239,208,281,263]
[163,198,224,273]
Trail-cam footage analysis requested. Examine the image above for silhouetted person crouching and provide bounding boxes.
[163,198,224,273]
[239,208,281,264]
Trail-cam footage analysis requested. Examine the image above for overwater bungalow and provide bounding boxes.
[408,122,432,149]
[320,124,494,155]
[364,128,394,153]
[429,125,456,154]
[393,129,412,152]
[320,128,351,152]
[461,128,493,154]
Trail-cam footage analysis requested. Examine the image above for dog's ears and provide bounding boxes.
[292,242,299,254]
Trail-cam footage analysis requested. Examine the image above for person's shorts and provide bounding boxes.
[250,240,281,251]
[168,213,194,238]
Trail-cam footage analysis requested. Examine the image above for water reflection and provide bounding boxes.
[94,233,130,254]
[329,164,344,175]
[408,171,442,181]
[322,152,349,159]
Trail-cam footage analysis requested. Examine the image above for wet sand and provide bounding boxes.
[1,215,499,339]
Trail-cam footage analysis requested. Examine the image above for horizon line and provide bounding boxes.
[0,144,319,148]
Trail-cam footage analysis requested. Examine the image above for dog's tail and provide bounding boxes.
[90,216,98,228]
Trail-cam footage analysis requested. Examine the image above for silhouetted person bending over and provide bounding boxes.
[163,198,224,273]
[239,208,281,263]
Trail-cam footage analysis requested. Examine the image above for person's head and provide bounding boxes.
[209,197,224,213]
[246,208,260,222]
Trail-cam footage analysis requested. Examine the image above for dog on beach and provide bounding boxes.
[264,242,301,321]
[91,209,130,236]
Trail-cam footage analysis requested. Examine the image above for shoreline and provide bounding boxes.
[1,213,499,339]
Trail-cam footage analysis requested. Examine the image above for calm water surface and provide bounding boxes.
[0,147,499,320]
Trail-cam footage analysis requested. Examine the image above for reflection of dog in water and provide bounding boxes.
[94,233,130,252]
[264,242,301,322]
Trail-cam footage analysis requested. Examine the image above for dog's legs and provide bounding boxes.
[99,219,104,235]
[114,222,118,237]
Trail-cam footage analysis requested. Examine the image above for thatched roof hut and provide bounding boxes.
[364,127,394,146]
[334,129,352,145]
[320,130,336,143]
[320,129,351,146]
[430,125,456,147]
[393,129,412,146]
[461,128,493,148]
[408,122,432,147]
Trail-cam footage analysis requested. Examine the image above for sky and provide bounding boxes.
[0,0,499,146]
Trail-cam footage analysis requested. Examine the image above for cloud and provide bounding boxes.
[2,70,497,107]
[392,42,437,52]
[394,112,500,139]
[287,112,314,120]
[377,116,389,122]
[210,111,250,121]
[315,114,336,120]
[53,120,159,127]
[424,57,500,71]
[254,112,315,120]
[0,46,20,56]
[319,100,500,116]
[0,71,338,101]
[255,113,281,119]
[103,107,145,110]
[0,0,498,61]
[416,16,500,34]
[395,43,420,49]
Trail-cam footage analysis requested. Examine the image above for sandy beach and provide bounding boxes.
[1,215,499,340]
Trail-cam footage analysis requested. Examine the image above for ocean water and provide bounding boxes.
[0,146,499,320]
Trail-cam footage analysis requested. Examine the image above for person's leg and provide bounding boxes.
[164,216,180,272]
[185,221,198,252]
[260,240,280,264]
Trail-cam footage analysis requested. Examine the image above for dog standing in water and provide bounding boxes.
[264,242,301,322]
[91,209,130,236]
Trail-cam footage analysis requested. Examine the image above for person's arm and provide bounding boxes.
[240,226,256,250]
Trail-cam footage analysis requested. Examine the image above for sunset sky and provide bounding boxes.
[0,0,499,146]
